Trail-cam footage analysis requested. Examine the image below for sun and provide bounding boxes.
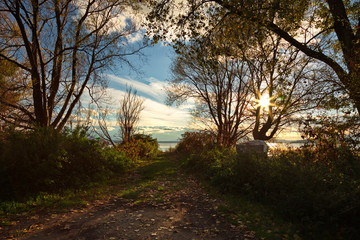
[258,94,271,108]
[255,93,273,109]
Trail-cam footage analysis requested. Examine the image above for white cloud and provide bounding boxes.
[140,98,191,127]
[139,126,187,134]
[103,86,191,128]
[107,126,116,132]
[107,74,167,101]
[127,31,145,43]
[73,0,146,44]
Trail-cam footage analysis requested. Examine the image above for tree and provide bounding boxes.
[148,0,360,114]
[168,38,253,147]
[0,57,30,129]
[0,58,17,109]
[94,107,117,147]
[244,33,330,140]
[168,20,329,143]
[117,86,144,143]
[0,0,146,130]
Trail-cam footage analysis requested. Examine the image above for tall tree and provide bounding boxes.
[0,0,146,130]
[244,33,329,140]
[148,0,360,114]
[168,39,253,147]
[117,86,144,143]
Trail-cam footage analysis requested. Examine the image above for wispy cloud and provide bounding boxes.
[141,98,191,127]
[107,74,166,102]
[139,126,188,134]
[78,74,195,140]
[104,86,191,128]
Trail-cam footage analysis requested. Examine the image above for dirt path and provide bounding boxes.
[1,155,258,240]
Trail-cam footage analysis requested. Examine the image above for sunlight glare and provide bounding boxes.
[257,94,271,109]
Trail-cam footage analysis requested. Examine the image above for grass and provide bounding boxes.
[1,153,311,240]
[117,154,181,205]
[138,156,178,179]
[215,195,302,240]
[0,154,178,218]
[0,183,109,216]
[120,189,142,199]
[194,178,303,240]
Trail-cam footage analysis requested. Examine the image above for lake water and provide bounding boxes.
[158,141,179,151]
[158,141,305,152]
[267,142,305,149]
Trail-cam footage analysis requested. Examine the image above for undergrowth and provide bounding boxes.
[176,131,360,240]
[0,127,162,215]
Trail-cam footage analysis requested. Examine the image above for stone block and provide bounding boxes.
[236,140,269,156]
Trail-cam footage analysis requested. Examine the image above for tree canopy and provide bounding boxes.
[148,0,360,114]
[0,0,146,130]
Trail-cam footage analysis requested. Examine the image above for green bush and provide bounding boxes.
[117,134,159,161]
[175,131,218,172]
[175,131,216,156]
[0,128,66,199]
[0,127,131,201]
[102,147,133,173]
[180,143,360,239]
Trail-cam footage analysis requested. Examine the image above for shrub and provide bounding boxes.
[300,114,360,159]
[117,134,159,161]
[0,127,131,200]
[179,140,360,239]
[176,131,216,156]
[175,131,218,171]
[102,147,133,173]
[0,128,66,199]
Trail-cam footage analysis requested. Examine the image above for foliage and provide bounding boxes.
[0,58,24,125]
[175,131,216,156]
[0,127,131,201]
[300,114,360,155]
[117,134,159,161]
[179,142,360,239]
[102,147,133,173]
[148,0,360,114]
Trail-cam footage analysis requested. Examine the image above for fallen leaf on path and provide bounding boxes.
[63,224,71,230]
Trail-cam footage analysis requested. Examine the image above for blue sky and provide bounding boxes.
[98,43,195,142]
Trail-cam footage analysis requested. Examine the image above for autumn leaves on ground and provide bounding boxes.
[1,154,258,240]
